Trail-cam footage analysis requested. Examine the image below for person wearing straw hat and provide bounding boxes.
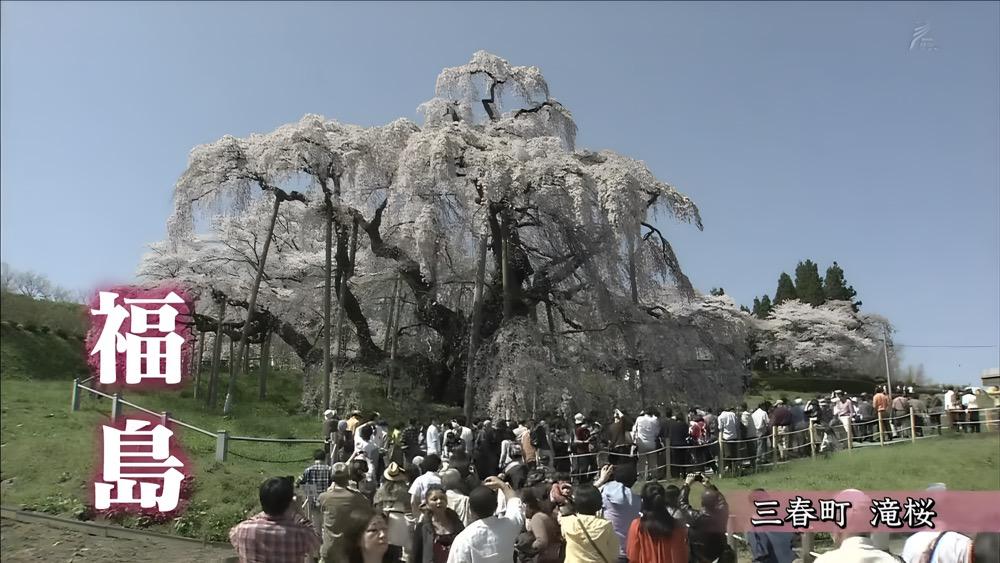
[375,461,414,561]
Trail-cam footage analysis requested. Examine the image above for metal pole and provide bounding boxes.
[847,419,853,451]
[216,430,229,462]
[718,435,725,477]
[803,533,815,563]
[772,426,779,465]
[111,393,122,422]
[808,420,816,459]
[877,412,886,447]
[71,378,81,412]
[882,327,893,402]
[910,408,917,444]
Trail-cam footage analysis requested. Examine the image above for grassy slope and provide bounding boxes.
[0,321,460,541]
[1,300,998,542]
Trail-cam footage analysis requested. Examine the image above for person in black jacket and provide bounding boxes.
[679,472,733,563]
[659,408,690,479]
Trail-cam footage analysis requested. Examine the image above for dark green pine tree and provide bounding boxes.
[794,259,825,306]
[710,287,725,296]
[824,261,860,310]
[774,272,797,304]
[752,297,762,317]
[758,294,773,318]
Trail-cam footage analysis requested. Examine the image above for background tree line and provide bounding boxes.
[1,262,83,303]
[750,259,860,319]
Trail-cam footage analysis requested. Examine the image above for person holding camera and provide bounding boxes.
[446,476,525,563]
[320,462,373,563]
[678,472,733,563]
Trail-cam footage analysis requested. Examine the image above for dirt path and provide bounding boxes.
[0,518,236,563]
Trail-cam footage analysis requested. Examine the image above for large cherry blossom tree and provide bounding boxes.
[143,52,749,416]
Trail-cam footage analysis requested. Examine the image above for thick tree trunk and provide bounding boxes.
[224,194,283,414]
[207,298,226,407]
[382,277,400,352]
[322,185,334,411]
[464,231,489,422]
[300,361,324,413]
[501,223,513,320]
[626,232,639,304]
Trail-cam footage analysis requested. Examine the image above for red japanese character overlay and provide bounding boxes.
[85,285,194,391]
[89,414,194,520]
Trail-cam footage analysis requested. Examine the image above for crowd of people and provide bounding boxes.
[227,386,995,563]
[229,407,738,563]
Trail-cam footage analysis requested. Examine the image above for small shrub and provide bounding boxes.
[39,325,51,334]
[23,323,39,333]
[54,328,69,339]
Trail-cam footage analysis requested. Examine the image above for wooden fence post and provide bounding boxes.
[718,435,725,477]
[772,426,779,465]
[847,419,854,451]
[71,378,81,412]
[877,412,885,447]
[111,393,122,422]
[910,408,917,444]
[215,430,229,462]
[808,420,816,459]
[802,532,815,563]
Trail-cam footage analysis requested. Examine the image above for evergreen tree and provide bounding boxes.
[710,287,725,296]
[794,259,825,306]
[774,273,797,304]
[823,261,860,310]
[752,297,762,317]
[740,304,751,314]
[758,294,773,318]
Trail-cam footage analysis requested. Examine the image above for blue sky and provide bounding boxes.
[2,2,997,385]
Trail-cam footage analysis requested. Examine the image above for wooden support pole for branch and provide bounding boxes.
[259,330,271,400]
[225,194,283,414]
[464,230,489,423]
[207,297,226,407]
[330,219,358,410]
[385,277,401,399]
[193,330,206,401]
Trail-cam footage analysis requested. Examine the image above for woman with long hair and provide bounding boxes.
[626,482,688,563]
[517,487,563,563]
[344,508,398,563]
[409,485,464,563]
